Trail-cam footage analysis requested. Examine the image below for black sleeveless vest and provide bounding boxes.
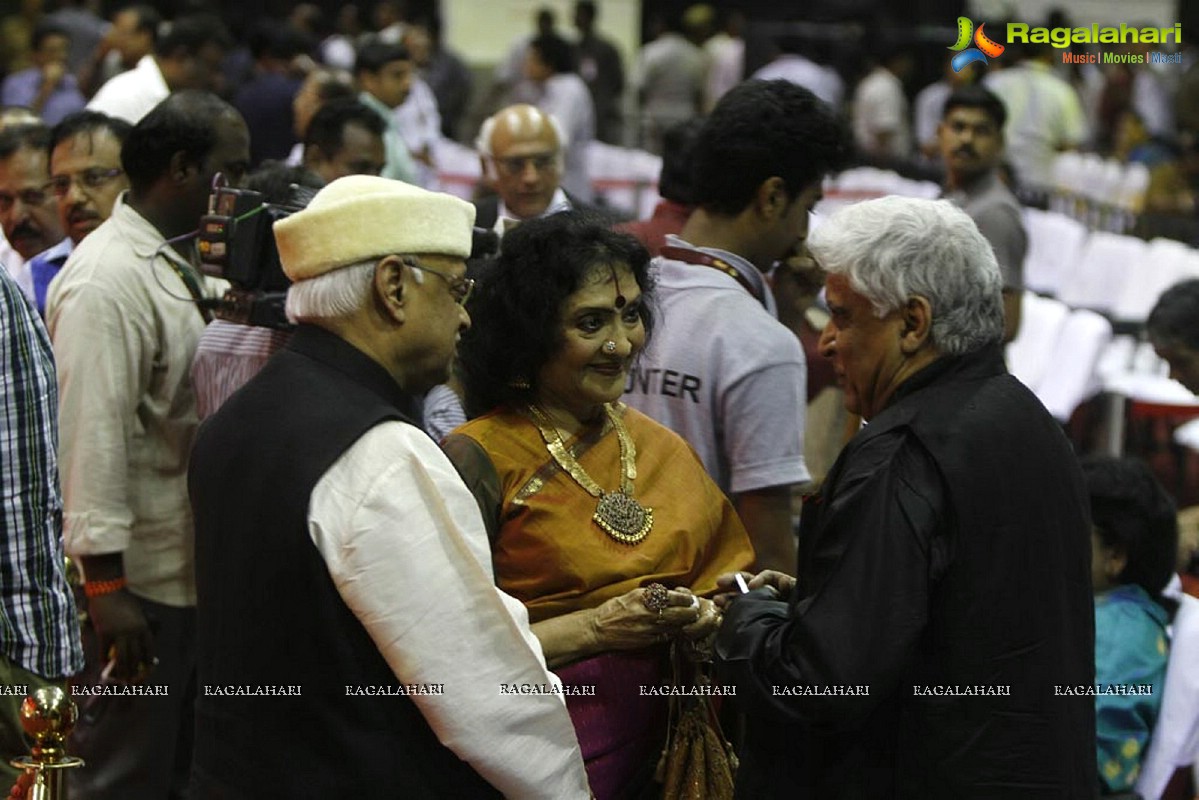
[188,325,500,798]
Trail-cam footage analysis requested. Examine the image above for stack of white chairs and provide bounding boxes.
[1050,152,1151,232]
[1057,231,1145,315]
[1022,208,1088,296]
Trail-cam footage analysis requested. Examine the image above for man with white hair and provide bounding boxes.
[474,103,587,235]
[716,197,1095,798]
[187,175,589,799]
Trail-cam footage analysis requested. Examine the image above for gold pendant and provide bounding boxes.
[593,491,654,544]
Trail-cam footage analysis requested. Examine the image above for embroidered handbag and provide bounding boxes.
[654,647,738,800]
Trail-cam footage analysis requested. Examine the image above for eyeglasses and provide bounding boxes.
[404,257,475,305]
[492,153,558,177]
[48,167,124,198]
[0,187,51,212]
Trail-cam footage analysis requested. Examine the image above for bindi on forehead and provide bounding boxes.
[573,265,639,304]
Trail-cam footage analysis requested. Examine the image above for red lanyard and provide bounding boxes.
[659,245,763,305]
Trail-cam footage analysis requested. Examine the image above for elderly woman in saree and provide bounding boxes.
[442,211,753,798]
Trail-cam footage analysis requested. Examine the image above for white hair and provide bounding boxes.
[807,196,1005,356]
[286,260,379,322]
[286,258,431,322]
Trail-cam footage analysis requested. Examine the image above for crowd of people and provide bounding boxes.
[1,2,1199,800]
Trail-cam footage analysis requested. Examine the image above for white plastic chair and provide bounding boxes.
[1119,162,1151,214]
[1035,308,1113,421]
[1022,209,1088,296]
[1006,292,1071,392]
[1097,334,1138,385]
[1135,590,1199,800]
[1112,239,1194,325]
[1057,232,1145,314]
[1052,151,1084,198]
[1175,419,1199,452]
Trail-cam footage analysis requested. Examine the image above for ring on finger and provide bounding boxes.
[642,582,670,613]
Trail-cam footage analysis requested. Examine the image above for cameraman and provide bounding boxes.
[45,91,249,799]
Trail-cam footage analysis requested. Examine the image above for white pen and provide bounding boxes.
[734,573,750,594]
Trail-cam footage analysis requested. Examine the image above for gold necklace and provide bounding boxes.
[527,402,654,544]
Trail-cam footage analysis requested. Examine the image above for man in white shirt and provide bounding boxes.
[751,36,843,110]
[523,33,595,202]
[852,47,916,161]
[87,14,230,124]
[187,174,589,798]
[984,45,1088,195]
[703,9,744,111]
[48,91,248,800]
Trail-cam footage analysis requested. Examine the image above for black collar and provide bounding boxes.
[888,343,1008,407]
[286,324,417,422]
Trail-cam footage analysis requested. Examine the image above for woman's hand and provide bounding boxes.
[680,597,722,641]
[591,586,701,651]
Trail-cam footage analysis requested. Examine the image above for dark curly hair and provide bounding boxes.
[692,79,850,215]
[459,211,654,416]
[1083,455,1179,602]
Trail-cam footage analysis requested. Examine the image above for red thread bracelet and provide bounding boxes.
[84,577,127,598]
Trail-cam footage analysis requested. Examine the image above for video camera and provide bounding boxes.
[198,183,501,331]
[198,184,314,330]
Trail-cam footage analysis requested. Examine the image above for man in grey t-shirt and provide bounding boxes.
[939,85,1027,342]
[624,80,849,572]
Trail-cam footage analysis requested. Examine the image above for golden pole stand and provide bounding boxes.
[8,687,84,800]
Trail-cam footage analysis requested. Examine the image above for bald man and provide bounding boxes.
[474,103,614,235]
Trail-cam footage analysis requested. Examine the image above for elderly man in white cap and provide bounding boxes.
[187,176,590,799]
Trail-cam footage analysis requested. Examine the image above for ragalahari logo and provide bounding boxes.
[949,17,1005,71]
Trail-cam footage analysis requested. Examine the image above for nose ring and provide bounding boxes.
[603,340,617,354]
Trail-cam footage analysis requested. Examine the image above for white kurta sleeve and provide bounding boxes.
[308,421,590,799]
